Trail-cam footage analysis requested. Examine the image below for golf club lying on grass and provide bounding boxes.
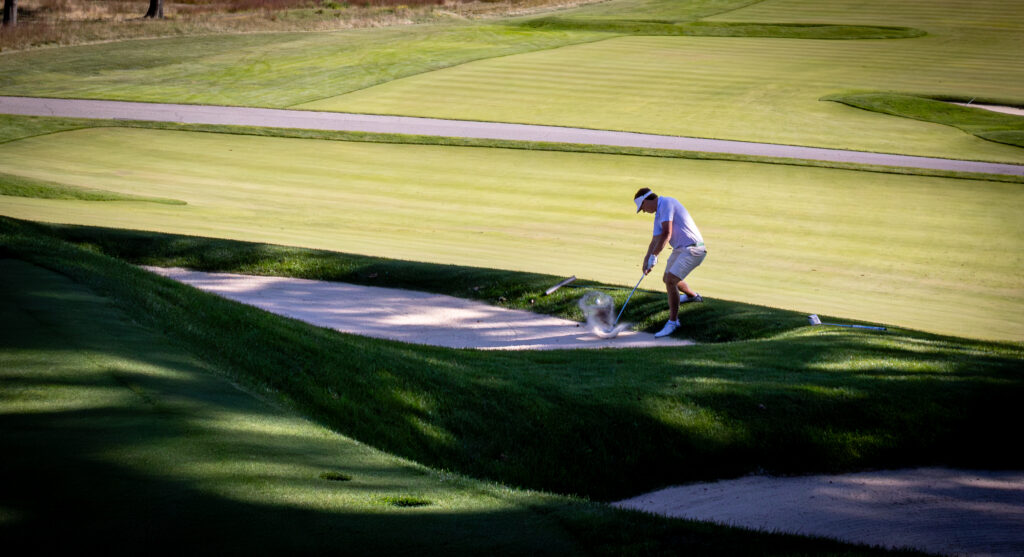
[545,276,637,294]
[544,276,576,296]
[808,314,886,331]
[578,273,645,339]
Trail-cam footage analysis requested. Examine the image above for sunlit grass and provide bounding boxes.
[3,220,1021,507]
[1,126,1020,340]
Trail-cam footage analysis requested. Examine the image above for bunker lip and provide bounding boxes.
[143,266,694,350]
[614,467,1024,557]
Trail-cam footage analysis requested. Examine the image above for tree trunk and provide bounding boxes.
[145,0,163,19]
[3,0,17,26]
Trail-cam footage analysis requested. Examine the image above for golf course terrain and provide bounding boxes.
[1,0,1022,553]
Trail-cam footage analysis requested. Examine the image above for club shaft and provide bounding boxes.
[613,274,645,326]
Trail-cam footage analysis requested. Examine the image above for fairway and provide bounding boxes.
[0,127,1020,340]
[298,0,1024,163]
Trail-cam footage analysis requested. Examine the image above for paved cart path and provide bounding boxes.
[2,96,1022,176]
[144,266,693,350]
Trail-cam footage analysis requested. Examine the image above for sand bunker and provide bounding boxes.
[144,266,693,350]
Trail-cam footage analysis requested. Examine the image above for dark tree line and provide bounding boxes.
[3,0,16,26]
[146,0,164,19]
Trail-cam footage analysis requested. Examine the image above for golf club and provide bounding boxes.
[579,273,646,339]
[614,273,646,328]
[544,276,577,296]
[808,314,886,331]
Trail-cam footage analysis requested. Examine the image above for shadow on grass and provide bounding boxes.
[2,216,1022,505]
[10,219,813,343]
[0,235,903,556]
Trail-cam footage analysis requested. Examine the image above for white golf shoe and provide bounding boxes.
[654,320,680,338]
[680,293,703,304]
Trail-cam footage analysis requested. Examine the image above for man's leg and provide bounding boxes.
[665,273,681,321]
[676,280,697,299]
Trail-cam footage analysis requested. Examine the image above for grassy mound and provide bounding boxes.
[824,93,1024,148]
[517,18,925,39]
[0,171,185,204]
[1,218,915,555]
[4,217,1021,503]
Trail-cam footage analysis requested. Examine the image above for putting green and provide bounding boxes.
[0,127,1020,340]
[298,0,1024,163]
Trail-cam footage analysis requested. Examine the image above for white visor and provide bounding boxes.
[634,191,655,213]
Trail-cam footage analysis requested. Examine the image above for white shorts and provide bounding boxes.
[666,245,707,280]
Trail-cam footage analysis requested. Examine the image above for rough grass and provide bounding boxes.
[824,93,1024,149]
[517,17,926,39]
[3,217,1022,505]
[0,171,186,204]
[1,220,922,555]
[1,0,599,51]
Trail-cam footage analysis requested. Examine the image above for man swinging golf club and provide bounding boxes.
[634,187,707,337]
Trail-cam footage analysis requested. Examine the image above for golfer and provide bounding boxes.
[634,188,707,337]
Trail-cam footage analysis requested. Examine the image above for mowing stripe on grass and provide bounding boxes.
[0,127,1021,340]
[302,0,1024,163]
[1,96,1020,176]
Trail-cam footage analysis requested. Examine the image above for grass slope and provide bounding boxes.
[300,0,1024,163]
[0,258,584,555]
[824,93,1024,149]
[0,171,186,204]
[0,24,606,107]
[0,0,1019,163]
[3,217,1021,506]
[518,18,925,40]
[0,222,918,556]
[0,125,1021,341]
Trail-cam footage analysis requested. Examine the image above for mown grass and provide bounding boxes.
[2,1,1021,163]
[0,23,608,106]
[1,121,1020,341]
[1,219,922,555]
[4,114,1020,184]
[3,217,1021,506]
[824,93,1024,149]
[300,0,1024,163]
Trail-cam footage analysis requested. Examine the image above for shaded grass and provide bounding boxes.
[825,93,1024,149]
[3,216,1021,504]
[517,18,925,39]
[0,221,913,555]
[0,171,186,204]
[19,219,806,343]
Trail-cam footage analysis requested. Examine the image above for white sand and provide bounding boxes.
[145,266,1024,555]
[144,266,693,350]
[614,468,1024,556]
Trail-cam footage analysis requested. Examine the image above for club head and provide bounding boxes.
[590,323,629,339]
[808,314,822,325]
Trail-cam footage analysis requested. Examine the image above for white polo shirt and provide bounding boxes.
[653,196,703,249]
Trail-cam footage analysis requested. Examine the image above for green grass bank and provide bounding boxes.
[3,217,1021,505]
[1,219,926,555]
